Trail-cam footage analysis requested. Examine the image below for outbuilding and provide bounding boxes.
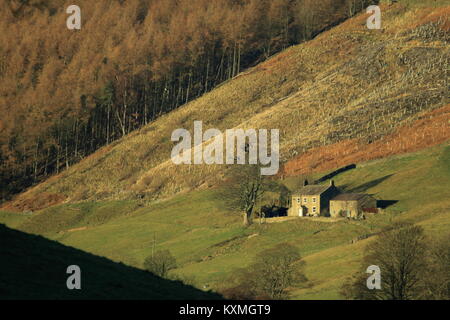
[329,194,377,219]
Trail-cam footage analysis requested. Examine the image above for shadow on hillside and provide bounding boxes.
[348,174,393,193]
[315,164,357,183]
[260,205,288,218]
[0,224,221,300]
[377,200,398,209]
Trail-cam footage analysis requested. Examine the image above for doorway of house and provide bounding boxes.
[299,207,306,217]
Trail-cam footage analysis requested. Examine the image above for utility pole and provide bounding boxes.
[152,234,156,258]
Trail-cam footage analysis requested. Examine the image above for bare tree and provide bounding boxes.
[422,235,450,300]
[221,164,269,227]
[222,243,307,299]
[341,223,428,300]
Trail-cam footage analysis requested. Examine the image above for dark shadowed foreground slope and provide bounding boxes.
[0,224,220,300]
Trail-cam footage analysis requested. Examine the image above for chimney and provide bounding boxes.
[330,180,335,187]
[303,179,309,186]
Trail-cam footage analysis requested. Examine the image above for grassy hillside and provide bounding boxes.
[1,0,448,300]
[0,224,220,300]
[2,1,449,212]
[2,143,449,299]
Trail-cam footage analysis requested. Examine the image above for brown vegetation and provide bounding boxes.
[282,105,450,177]
[0,0,358,202]
[3,192,66,212]
[2,2,448,210]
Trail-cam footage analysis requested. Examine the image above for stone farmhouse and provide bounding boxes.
[288,180,378,218]
[288,180,340,217]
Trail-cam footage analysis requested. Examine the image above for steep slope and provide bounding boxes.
[0,0,352,201]
[3,2,449,212]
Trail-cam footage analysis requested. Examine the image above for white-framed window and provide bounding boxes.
[304,198,307,203]
[313,197,316,203]
[313,207,317,213]
[297,198,301,204]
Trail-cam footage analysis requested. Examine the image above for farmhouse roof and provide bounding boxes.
[331,193,371,201]
[294,184,332,196]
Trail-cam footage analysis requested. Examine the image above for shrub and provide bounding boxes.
[144,250,177,278]
[222,243,307,300]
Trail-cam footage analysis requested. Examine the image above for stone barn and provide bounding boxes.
[329,194,377,219]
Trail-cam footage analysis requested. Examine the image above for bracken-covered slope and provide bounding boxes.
[3,1,449,212]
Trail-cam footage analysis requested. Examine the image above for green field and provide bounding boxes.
[2,143,449,299]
